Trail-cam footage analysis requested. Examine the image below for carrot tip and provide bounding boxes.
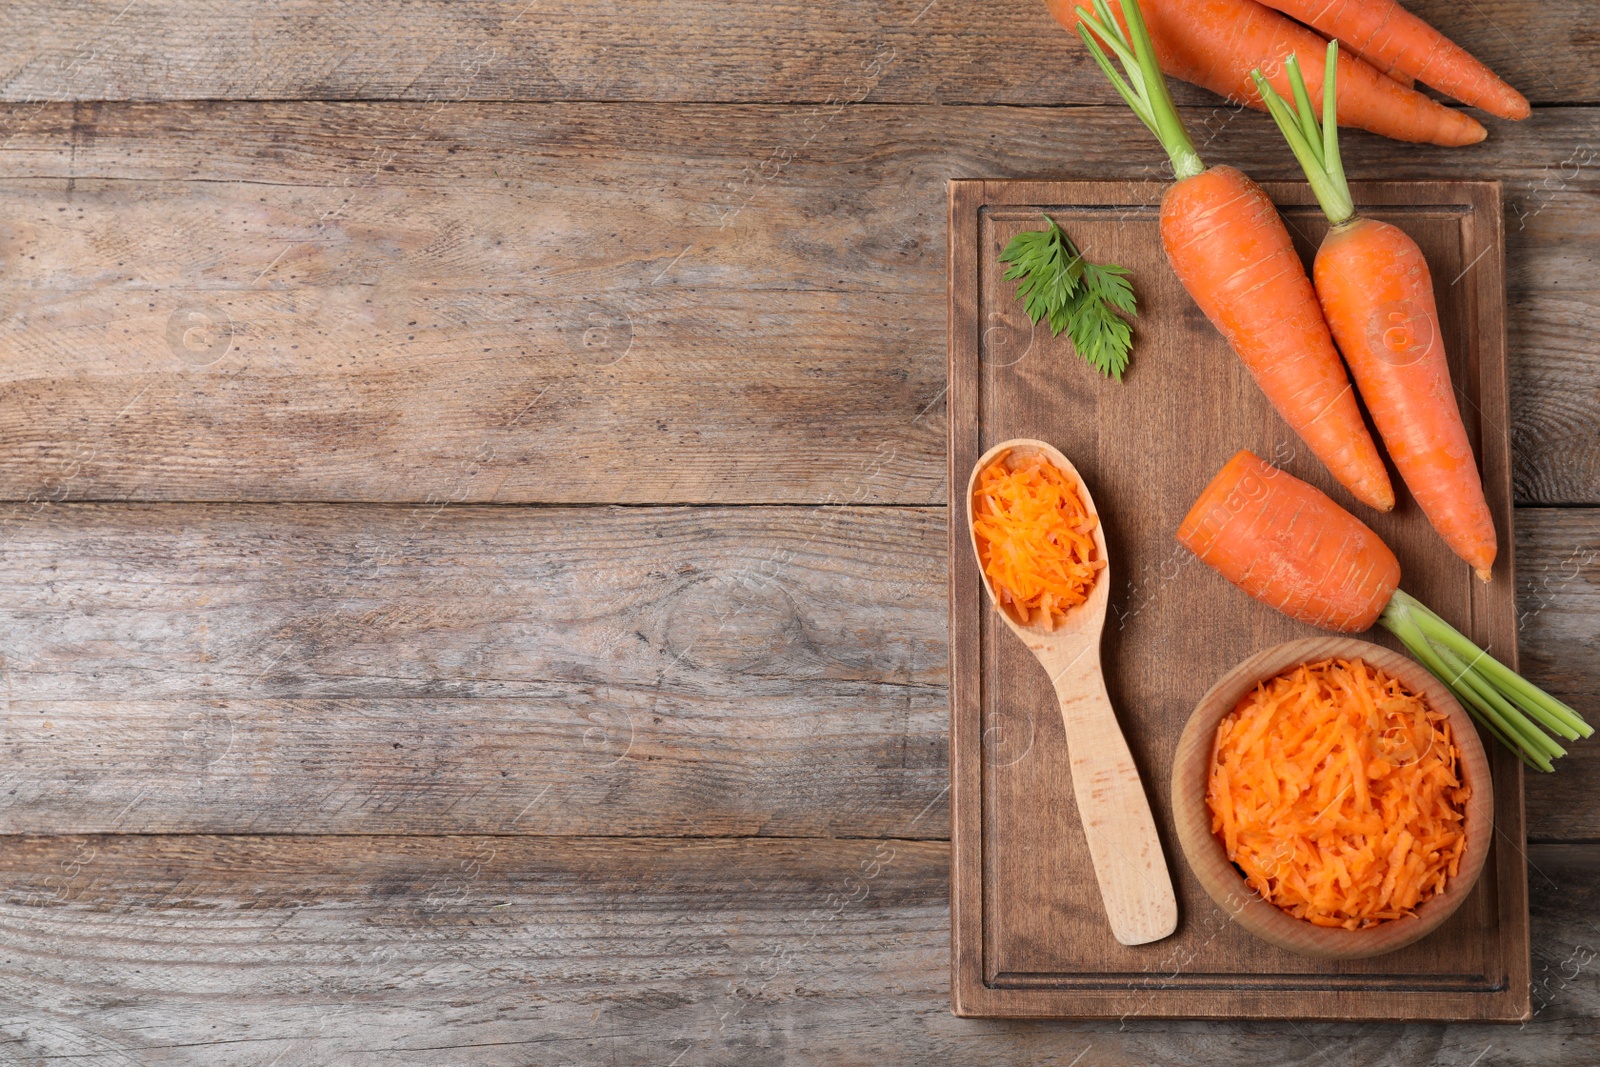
[1361,486,1396,513]
[1499,93,1532,121]
[1474,567,1493,583]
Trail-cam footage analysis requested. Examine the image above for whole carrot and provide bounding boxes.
[1255,0,1530,120]
[1177,451,1592,771]
[1049,0,1487,147]
[1077,0,1394,512]
[1252,46,1498,580]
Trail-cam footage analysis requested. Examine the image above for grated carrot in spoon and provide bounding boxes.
[1207,657,1470,929]
[972,450,1105,630]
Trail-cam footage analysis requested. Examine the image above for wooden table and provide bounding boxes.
[0,2,1595,1063]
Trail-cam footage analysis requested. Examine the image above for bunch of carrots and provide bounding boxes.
[1075,0,1497,580]
[1061,0,1590,768]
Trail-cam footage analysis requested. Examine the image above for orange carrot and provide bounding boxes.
[1051,0,1487,146]
[1161,168,1393,511]
[1177,450,1592,771]
[1177,451,1399,632]
[1255,0,1530,120]
[1252,47,1497,580]
[1208,657,1469,928]
[1354,47,1413,90]
[972,450,1105,629]
[1076,0,1393,511]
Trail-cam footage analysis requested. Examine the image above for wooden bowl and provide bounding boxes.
[1171,637,1495,960]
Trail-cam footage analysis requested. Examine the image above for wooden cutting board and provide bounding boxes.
[947,179,1530,1021]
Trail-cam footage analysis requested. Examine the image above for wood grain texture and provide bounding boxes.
[1517,508,1600,841]
[1510,292,1600,505]
[0,0,1592,106]
[0,0,1591,1055]
[0,833,1594,1065]
[0,502,1593,841]
[949,180,1528,1020]
[0,502,947,837]
[0,103,1595,504]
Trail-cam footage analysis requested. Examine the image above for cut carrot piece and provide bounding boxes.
[1206,657,1470,929]
[1176,450,1400,632]
[1176,449,1593,772]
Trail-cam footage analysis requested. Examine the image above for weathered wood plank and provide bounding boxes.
[0,502,948,837]
[0,502,1593,839]
[1510,293,1600,507]
[0,0,1591,107]
[0,694,949,838]
[1518,509,1600,841]
[0,504,949,700]
[0,834,1594,1064]
[0,103,1597,504]
[0,283,950,507]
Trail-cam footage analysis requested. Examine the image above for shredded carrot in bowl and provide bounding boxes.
[1206,657,1470,930]
[971,450,1104,630]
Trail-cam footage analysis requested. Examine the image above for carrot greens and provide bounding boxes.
[999,214,1138,380]
[1250,44,1354,226]
[1379,591,1592,772]
[1075,0,1204,181]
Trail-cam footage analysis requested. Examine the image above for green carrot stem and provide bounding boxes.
[1438,642,1582,744]
[1379,604,1492,730]
[1379,597,1542,767]
[1473,717,1547,773]
[1076,0,1204,181]
[1464,710,1548,773]
[1393,589,1591,739]
[1319,42,1349,214]
[1250,42,1357,226]
[1434,674,1545,773]
[1076,25,1155,133]
[1510,688,1583,743]
[1432,643,1565,760]
[1286,54,1321,154]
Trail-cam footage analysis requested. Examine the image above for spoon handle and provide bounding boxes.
[1050,658,1178,946]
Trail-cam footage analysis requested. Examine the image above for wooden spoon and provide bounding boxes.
[966,438,1177,946]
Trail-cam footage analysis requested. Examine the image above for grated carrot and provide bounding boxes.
[972,450,1105,631]
[1206,657,1470,929]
